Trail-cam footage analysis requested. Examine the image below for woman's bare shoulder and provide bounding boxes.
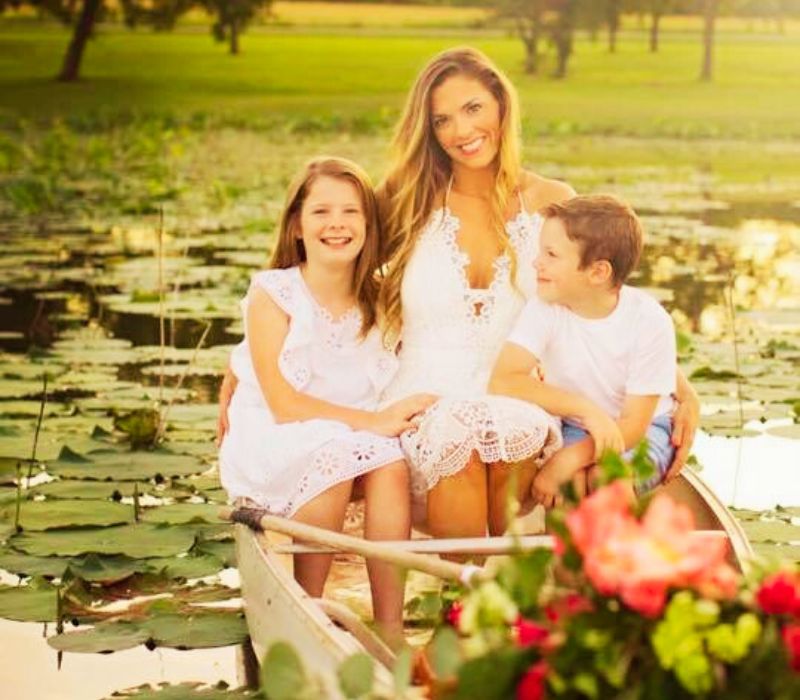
[519,171,577,212]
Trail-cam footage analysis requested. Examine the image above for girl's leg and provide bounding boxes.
[487,459,538,536]
[426,451,488,556]
[291,479,354,597]
[361,460,411,650]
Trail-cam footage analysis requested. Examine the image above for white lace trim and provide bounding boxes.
[400,397,563,497]
[250,433,404,517]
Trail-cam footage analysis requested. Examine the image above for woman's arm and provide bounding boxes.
[216,365,238,446]
[665,367,700,480]
[248,287,433,436]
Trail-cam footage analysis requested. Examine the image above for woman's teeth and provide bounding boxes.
[459,137,484,155]
[321,236,352,246]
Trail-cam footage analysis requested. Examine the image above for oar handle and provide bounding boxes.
[219,506,484,586]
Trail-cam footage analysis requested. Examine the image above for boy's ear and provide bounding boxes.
[588,259,614,287]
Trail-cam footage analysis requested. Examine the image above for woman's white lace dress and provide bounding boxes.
[380,200,562,520]
[220,266,403,517]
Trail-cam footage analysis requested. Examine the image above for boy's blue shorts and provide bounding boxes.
[561,414,675,494]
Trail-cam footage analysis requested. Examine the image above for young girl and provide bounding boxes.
[219,157,434,647]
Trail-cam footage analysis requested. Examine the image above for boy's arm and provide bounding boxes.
[490,342,624,458]
[617,395,660,449]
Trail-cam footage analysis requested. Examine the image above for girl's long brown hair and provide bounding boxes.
[377,46,523,346]
[270,157,381,337]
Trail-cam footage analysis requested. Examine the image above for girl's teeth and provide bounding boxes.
[461,138,483,154]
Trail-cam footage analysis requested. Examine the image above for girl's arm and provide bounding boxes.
[490,342,624,458]
[249,287,433,436]
[216,365,238,446]
[665,368,700,480]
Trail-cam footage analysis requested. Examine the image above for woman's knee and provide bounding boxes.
[364,460,410,489]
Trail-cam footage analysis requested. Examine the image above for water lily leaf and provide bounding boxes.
[2,499,133,530]
[0,550,70,578]
[48,449,206,481]
[146,553,226,580]
[0,578,58,622]
[48,620,150,653]
[0,401,73,418]
[742,520,800,543]
[141,503,223,525]
[766,424,800,439]
[0,360,67,381]
[753,543,800,563]
[31,479,143,500]
[194,540,236,567]
[142,611,248,649]
[66,553,146,584]
[163,404,218,431]
[10,523,198,558]
[0,380,46,400]
[105,682,255,699]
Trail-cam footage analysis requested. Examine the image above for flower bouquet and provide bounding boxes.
[430,456,800,700]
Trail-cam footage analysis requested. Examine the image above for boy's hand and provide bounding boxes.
[665,388,700,481]
[582,410,625,459]
[370,394,438,437]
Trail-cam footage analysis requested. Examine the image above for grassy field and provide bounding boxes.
[1,18,799,139]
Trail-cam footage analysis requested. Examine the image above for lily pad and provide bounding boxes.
[48,449,206,481]
[140,503,223,525]
[146,553,226,580]
[31,479,142,500]
[0,578,58,622]
[2,499,133,530]
[766,424,800,439]
[66,553,147,584]
[10,523,199,558]
[48,620,150,653]
[0,550,70,579]
[741,520,800,543]
[105,682,254,699]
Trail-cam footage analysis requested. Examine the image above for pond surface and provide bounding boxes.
[0,130,799,698]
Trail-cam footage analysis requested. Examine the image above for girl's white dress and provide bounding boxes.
[220,266,404,517]
[380,197,562,520]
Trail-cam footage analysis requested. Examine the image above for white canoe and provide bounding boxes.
[233,468,752,694]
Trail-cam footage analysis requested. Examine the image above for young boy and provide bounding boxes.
[490,195,677,506]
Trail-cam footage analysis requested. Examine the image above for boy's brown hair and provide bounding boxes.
[540,194,643,287]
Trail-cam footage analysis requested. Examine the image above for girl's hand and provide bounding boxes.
[216,367,238,446]
[582,409,625,460]
[665,385,700,481]
[370,394,438,437]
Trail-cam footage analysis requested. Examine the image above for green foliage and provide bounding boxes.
[260,642,313,700]
[337,653,375,699]
[114,409,159,448]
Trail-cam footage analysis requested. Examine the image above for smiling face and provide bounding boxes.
[298,175,367,270]
[535,217,605,307]
[429,73,502,172]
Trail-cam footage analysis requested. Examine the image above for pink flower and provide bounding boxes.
[757,572,800,616]
[516,661,548,700]
[564,484,739,617]
[782,624,800,672]
[514,616,549,647]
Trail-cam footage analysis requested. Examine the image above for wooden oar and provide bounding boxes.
[273,530,729,556]
[219,506,485,587]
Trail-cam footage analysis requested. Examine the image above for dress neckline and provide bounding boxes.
[294,267,360,325]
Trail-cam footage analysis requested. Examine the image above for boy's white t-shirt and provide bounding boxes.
[507,285,677,421]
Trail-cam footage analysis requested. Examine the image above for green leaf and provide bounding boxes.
[431,626,461,679]
[0,577,58,622]
[337,653,374,699]
[10,522,198,558]
[140,503,224,525]
[48,620,149,653]
[66,553,145,584]
[261,642,309,700]
[392,646,413,696]
[142,611,248,649]
[146,553,225,580]
[48,449,207,481]
[104,682,255,699]
[454,648,527,700]
[0,549,70,578]
[1,499,133,530]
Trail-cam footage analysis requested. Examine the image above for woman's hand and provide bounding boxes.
[581,409,625,460]
[369,394,438,437]
[216,367,238,446]
[665,381,700,481]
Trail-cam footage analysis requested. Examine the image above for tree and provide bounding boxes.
[1,1,190,81]
[200,0,273,55]
[699,0,718,81]
[494,0,546,74]
[606,0,622,52]
[644,0,675,52]
[549,0,580,79]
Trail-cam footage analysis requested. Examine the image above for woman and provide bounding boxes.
[219,46,700,540]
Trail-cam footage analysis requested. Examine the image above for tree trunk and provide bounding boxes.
[523,37,538,74]
[607,1,619,53]
[229,21,240,55]
[700,0,717,82]
[650,12,661,53]
[58,0,102,82]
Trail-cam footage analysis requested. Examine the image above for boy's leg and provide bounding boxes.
[627,415,676,495]
[291,480,354,597]
[361,460,411,650]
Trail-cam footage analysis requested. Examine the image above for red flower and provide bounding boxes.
[781,623,800,672]
[445,600,463,628]
[516,661,548,700]
[514,616,549,647]
[543,593,593,625]
[757,572,800,617]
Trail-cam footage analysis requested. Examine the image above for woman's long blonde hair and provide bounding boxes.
[270,157,381,337]
[378,46,523,345]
